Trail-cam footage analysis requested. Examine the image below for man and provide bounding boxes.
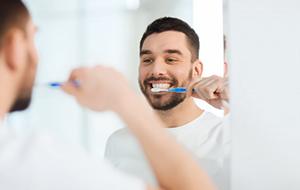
[0,1,215,190]
[105,17,230,189]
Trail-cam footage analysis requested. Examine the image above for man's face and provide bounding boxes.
[10,19,38,112]
[139,31,200,110]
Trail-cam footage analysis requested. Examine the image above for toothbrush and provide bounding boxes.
[151,87,188,93]
[48,82,63,88]
[36,80,80,88]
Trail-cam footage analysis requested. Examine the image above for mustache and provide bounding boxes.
[143,76,178,87]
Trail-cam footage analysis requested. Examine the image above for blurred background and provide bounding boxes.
[5,0,224,158]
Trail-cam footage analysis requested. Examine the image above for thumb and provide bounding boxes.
[61,81,79,97]
[189,77,203,97]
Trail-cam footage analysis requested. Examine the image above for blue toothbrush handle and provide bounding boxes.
[168,87,196,93]
[48,80,80,88]
[48,82,62,87]
[168,87,187,93]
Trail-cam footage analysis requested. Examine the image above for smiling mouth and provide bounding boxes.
[148,82,174,95]
[151,83,171,89]
[143,77,177,94]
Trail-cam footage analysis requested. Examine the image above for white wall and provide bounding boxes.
[193,0,224,116]
[193,0,224,77]
[228,0,300,189]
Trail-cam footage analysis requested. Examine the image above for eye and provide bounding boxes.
[142,58,154,65]
[166,57,177,64]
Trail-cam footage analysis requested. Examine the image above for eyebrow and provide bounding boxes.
[164,49,183,56]
[140,50,152,57]
[140,49,183,57]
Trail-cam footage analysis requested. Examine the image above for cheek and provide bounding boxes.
[30,42,38,65]
[172,67,191,81]
[26,42,38,81]
[138,67,148,82]
[169,68,193,87]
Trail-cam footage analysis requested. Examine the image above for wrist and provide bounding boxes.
[111,87,137,114]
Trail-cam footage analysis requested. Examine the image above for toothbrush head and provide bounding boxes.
[151,87,187,93]
[151,88,168,93]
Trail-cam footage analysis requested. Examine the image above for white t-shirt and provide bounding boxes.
[105,111,231,190]
[0,121,145,190]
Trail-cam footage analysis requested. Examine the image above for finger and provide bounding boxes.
[192,78,214,99]
[61,81,79,96]
[200,78,220,99]
[68,67,89,82]
[192,76,223,99]
[215,78,229,100]
[192,75,219,90]
[190,78,211,96]
[216,78,229,91]
[207,87,219,100]
[192,77,211,87]
[62,67,87,96]
[191,76,213,87]
[203,77,219,89]
[219,87,229,101]
[193,86,208,100]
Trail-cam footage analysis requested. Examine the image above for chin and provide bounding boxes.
[150,93,186,111]
[149,99,179,111]
[9,97,32,113]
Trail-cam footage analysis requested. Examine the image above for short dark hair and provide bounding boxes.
[140,17,200,61]
[0,0,30,46]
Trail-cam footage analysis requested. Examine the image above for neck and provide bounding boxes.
[155,97,203,128]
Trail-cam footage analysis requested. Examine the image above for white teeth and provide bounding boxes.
[151,88,168,93]
[152,83,170,89]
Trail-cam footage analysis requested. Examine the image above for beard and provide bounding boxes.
[10,95,32,112]
[9,50,36,113]
[149,92,186,111]
[139,70,193,111]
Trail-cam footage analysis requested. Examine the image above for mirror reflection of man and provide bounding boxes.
[105,17,230,190]
[0,2,216,190]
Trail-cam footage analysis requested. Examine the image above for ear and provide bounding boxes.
[3,29,26,72]
[192,59,203,78]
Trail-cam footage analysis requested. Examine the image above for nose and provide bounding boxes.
[151,58,167,77]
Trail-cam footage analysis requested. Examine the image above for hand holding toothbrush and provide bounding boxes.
[61,65,134,112]
[190,75,229,113]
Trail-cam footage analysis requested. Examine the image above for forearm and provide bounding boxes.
[114,90,215,190]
